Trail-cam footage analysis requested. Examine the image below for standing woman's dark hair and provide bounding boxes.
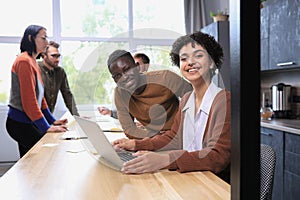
[20,25,46,56]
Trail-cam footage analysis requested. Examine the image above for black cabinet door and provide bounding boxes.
[284,172,300,200]
[284,132,300,199]
[261,127,284,200]
[261,0,300,71]
[260,4,269,70]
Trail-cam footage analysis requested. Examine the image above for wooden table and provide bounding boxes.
[0,113,230,200]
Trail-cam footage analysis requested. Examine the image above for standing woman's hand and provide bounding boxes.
[47,125,68,133]
[53,118,68,125]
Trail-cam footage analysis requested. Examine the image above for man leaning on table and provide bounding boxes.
[98,52,151,119]
[107,49,193,139]
[38,41,80,116]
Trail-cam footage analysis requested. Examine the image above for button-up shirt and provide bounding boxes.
[182,82,222,152]
[38,61,79,116]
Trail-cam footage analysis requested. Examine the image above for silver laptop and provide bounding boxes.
[73,115,136,170]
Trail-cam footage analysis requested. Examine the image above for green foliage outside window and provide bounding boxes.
[60,5,178,106]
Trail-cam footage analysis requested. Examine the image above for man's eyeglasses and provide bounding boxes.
[111,66,133,82]
[50,54,61,58]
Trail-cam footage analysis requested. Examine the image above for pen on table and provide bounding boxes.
[64,137,88,140]
[102,130,123,132]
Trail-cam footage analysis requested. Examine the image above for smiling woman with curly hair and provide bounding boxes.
[111,31,231,183]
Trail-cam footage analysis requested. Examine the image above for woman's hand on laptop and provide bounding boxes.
[112,138,136,151]
[121,151,169,174]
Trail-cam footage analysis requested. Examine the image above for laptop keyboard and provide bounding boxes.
[117,151,136,162]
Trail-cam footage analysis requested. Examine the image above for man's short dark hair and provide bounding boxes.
[107,49,135,68]
[45,41,60,53]
[133,53,150,64]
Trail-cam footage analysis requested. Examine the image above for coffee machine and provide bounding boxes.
[270,82,292,118]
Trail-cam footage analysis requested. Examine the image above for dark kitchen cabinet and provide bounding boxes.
[201,21,230,90]
[261,127,284,200]
[260,3,269,71]
[284,132,300,200]
[260,126,300,199]
[260,0,300,71]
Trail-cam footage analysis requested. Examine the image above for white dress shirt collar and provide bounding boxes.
[182,82,222,151]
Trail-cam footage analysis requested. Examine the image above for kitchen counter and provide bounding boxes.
[261,119,300,135]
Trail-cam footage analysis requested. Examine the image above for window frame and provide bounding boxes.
[0,0,185,106]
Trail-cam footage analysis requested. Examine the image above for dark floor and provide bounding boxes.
[0,162,15,177]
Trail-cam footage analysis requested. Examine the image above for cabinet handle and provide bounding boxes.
[261,132,273,136]
[276,62,294,67]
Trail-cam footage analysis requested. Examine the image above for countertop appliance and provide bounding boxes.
[271,82,292,118]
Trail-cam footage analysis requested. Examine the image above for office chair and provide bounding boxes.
[260,144,276,200]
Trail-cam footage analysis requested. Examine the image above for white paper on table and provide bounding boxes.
[104,132,127,143]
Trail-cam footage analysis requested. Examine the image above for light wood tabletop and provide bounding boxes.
[0,113,230,200]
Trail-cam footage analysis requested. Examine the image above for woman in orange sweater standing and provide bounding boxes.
[6,25,68,158]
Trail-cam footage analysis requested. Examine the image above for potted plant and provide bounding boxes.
[260,0,267,9]
[210,8,229,22]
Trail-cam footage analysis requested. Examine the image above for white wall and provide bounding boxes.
[0,105,20,162]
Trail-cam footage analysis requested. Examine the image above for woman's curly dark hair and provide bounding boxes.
[170,31,224,69]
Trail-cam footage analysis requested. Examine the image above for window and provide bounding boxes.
[60,41,129,105]
[60,0,128,37]
[0,0,185,108]
[133,0,185,39]
[0,0,52,36]
[0,44,19,104]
